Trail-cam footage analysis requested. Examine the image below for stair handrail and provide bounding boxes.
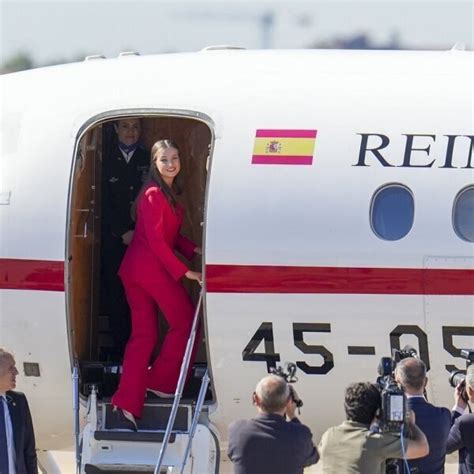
[72,361,81,474]
[154,290,203,474]
[180,369,210,473]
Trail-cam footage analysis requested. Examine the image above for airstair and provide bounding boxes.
[75,292,219,474]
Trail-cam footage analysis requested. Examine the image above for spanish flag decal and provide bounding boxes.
[252,129,317,165]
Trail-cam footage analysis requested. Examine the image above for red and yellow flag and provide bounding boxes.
[252,129,317,165]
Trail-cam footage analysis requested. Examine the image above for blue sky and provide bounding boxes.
[1,1,472,63]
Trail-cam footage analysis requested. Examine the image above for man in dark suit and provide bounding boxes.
[101,118,149,357]
[395,357,451,473]
[447,364,474,474]
[0,348,38,474]
[228,375,318,474]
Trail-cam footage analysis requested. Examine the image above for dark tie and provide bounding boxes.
[0,397,9,474]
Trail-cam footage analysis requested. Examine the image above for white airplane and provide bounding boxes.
[0,47,473,473]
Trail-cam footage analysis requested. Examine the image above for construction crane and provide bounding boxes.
[178,10,276,49]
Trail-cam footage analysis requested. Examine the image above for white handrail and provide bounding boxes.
[180,369,210,473]
[72,363,81,474]
[154,291,203,474]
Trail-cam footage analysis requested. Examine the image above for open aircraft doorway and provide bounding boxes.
[65,111,217,472]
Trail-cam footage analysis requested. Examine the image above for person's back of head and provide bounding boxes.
[395,357,427,394]
[254,375,290,414]
[344,382,381,425]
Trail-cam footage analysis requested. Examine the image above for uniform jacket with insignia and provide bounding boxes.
[102,144,150,239]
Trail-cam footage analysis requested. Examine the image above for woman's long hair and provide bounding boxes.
[131,139,183,221]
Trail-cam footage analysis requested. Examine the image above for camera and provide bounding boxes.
[376,346,418,435]
[270,362,304,413]
[448,349,474,403]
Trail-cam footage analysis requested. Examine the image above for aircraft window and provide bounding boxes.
[453,186,474,242]
[370,184,414,241]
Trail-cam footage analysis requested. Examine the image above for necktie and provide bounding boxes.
[0,397,9,474]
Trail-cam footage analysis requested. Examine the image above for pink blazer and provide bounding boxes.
[119,184,196,284]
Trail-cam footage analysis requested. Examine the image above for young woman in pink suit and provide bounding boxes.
[111,139,202,429]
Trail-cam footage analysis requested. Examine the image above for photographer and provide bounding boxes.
[227,375,319,474]
[319,382,429,473]
[446,364,474,473]
[394,357,451,473]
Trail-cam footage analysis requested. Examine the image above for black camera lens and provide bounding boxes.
[449,370,469,403]
[449,370,466,388]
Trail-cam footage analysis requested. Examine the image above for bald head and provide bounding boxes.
[395,357,427,393]
[255,375,290,414]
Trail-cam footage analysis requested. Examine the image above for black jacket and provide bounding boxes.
[6,391,38,474]
[102,144,149,239]
[447,411,474,474]
[228,413,319,474]
[403,397,451,473]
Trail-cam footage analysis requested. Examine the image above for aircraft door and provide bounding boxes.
[68,126,102,361]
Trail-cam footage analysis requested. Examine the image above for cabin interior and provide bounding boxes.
[67,114,212,399]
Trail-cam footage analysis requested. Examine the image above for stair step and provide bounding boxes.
[80,362,121,397]
[104,404,190,431]
[84,464,168,473]
[80,362,212,400]
[94,431,176,443]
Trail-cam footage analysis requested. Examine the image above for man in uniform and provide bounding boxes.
[101,118,149,358]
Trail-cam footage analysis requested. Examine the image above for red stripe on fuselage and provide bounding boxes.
[0,259,64,291]
[1,260,473,295]
[206,264,474,295]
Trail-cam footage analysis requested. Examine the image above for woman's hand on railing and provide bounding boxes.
[185,270,202,285]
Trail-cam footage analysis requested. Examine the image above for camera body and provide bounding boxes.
[270,362,303,411]
[376,347,417,435]
[448,349,474,403]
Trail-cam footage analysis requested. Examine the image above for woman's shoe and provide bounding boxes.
[147,388,174,399]
[112,406,138,431]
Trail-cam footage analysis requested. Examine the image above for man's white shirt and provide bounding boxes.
[120,148,136,163]
[452,404,467,415]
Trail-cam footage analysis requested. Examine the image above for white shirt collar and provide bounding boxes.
[120,148,136,163]
[406,394,426,399]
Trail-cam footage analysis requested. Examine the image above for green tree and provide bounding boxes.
[0,51,34,74]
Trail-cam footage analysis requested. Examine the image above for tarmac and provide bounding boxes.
[304,454,459,473]
[42,449,460,473]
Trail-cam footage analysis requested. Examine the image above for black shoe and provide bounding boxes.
[111,407,138,431]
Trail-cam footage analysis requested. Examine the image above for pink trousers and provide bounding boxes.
[112,274,198,417]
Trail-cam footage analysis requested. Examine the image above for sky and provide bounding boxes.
[0,0,473,64]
